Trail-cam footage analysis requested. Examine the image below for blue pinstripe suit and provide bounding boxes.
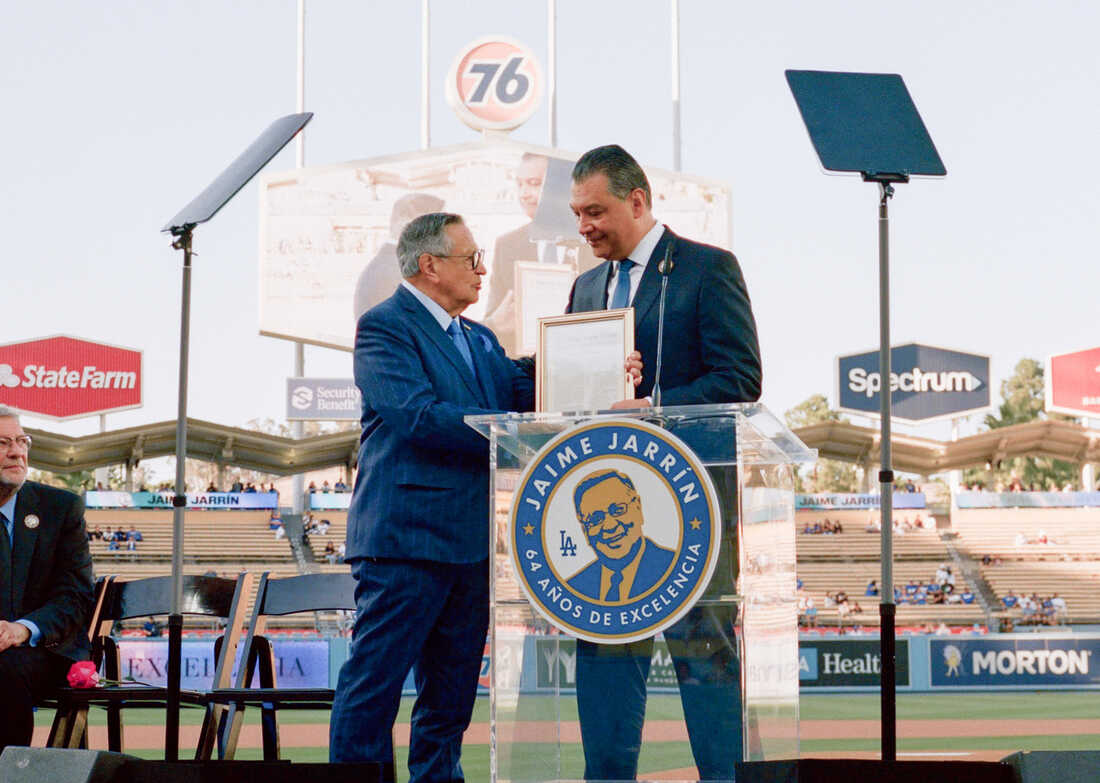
[330,284,534,780]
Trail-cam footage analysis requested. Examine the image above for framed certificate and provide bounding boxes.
[513,262,576,355]
[536,309,634,412]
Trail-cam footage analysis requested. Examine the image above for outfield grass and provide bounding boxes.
[34,691,1100,779]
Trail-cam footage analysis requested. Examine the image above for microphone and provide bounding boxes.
[651,240,675,407]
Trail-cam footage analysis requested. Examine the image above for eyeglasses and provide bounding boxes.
[0,435,32,451]
[580,496,637,530]
[434,249,485,270]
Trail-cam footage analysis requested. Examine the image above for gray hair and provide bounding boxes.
[0,405,19,421]
[572,144,652,208]
[397,212,464,278]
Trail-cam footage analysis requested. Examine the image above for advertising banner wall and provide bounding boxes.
[310,493,352,510]
[85,492,279,510]
[836,343,990,423]
[956,491,1100,509]
[118,639,329,689]
[799,639,910,688]
[930,636,1100,688]
[796,493,926,511]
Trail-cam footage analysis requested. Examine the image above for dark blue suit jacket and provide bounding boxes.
[567,226,761,405]
[567,538,676,602]
[11,482,94,661]
[347,285,535,564]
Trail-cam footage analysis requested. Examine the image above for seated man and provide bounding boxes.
[0,408,95,751]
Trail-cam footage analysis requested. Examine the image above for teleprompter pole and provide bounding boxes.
[166,224,194,761]
[877,183,896,761]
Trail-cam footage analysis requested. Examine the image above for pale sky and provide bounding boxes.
[4,1,1098,451]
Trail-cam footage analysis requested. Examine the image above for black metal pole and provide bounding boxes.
[166,225,194,761]
[877,183,897,761]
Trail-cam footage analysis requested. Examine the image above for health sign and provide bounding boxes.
[0,335,142,420]
[446,37,543,132]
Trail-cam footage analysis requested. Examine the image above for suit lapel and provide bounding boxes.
[630,227,674,327]
[397,287,485,403]
[11,484,40,616]
[575,262,613,312]
[463,321,496,408]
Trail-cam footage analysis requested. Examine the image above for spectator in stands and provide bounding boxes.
[142,617,163,637]
[337,541,346,562]
[1062,481,1075,492]
[244,483,257,493]
[865,580,878,597]
[1051,594,1067,620]
[102,526,115,543]
[334,478,348,492]
[205,481,218,493]
[935,622,950,635]
[88,525,103,541]
[1008,475,1024,492]
[1002,590,1018,609]
[269,509,283,529]
[837,600,851,624]
[851,602,863,614]
[126,525,142,543]
[230,478,244,493]
[308,481,317,494]
[322,480,332,493]
[904,479,916,493]
[273,517,286,540]
[796,576,804,591]
[865,516,880,533]
[325,541,338,564]
[959,589,975,603]
[833,519,844,534]
[821,519,834,534]
[318,518,331,535]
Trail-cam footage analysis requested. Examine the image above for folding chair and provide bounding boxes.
[199,571,357,761]
[49,572,252,754]
[42,574,113,748]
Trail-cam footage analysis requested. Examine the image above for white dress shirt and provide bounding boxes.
[604,221,664,306]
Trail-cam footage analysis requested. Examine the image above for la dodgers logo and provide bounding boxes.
[510,419,721,643]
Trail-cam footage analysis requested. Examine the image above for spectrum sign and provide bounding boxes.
[0,335,143,420]
[836,343,990,423]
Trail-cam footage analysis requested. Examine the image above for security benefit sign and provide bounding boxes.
[931,637,1100,688]
[799,639,910,688]
[837,343,990,423]
[510,419,721,644]
[286,377,361,421]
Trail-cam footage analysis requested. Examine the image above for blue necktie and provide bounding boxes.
[447,320,476,376]
[609,258,635,309]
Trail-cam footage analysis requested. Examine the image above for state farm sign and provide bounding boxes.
[0,335,142,420]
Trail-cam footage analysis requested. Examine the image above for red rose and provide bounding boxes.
[67,660,100,688]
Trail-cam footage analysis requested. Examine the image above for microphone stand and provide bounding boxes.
[651,242,674,408]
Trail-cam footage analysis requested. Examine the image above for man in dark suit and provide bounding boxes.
[0,407,95,751]
[566,144,762,781]
[567,469,674,602]
[329,212,537,782]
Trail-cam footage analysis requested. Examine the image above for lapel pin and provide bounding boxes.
[24,514,40,529]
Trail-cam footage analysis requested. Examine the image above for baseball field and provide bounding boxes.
[31,690,1100,779]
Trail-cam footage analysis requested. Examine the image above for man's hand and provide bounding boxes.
[0,620,30,652]
[624,350,643,387]
[610,398,652,410]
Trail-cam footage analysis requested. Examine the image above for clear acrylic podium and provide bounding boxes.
[467,403,816,783]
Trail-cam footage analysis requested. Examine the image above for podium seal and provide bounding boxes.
[509,418,721,644]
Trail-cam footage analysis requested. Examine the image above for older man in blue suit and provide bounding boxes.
[329,212,537,781]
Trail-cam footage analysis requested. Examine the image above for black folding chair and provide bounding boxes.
[42,574,113,748]
[199,571,357,761]
[49,572,252,754]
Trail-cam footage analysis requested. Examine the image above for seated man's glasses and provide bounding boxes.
[0,435,32,451]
